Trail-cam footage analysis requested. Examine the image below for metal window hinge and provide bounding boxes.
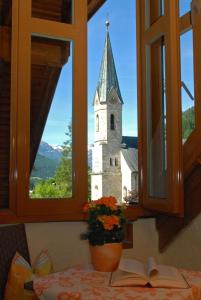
[191,0,201,26]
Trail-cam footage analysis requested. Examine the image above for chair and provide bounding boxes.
[0,224,30,300]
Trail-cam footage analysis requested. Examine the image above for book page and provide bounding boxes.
[118,258,147,278]
[110,269,148,287]
[147,256,158,278]
[150,265,188,288]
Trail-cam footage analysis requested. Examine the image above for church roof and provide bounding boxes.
[121,136,138,149]
[96,27,123,104]
[121,148,138,172]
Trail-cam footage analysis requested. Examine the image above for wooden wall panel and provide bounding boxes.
[157,162,201,251]
[0,61,10,208]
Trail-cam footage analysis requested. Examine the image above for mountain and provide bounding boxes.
[31,154,58,179]
[38,141,62,162]
[31,141,92,183]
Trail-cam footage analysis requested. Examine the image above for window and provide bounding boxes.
[0,0,88,222]
[180,30,195,142]
[137,0,183,214]
[29,37,73,199]
[181,0,201,177]
[115,158,118,166]
[96,114,99,132]
[179,0,191,16]
[110,114,115,130]
[2,0,200,222]
[88,0,137,205]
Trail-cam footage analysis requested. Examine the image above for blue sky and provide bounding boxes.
[42,0,193,146]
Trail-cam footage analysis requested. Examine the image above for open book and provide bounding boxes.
[110,257,189,288]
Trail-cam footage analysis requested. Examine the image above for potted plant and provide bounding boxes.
[82,196,126,272]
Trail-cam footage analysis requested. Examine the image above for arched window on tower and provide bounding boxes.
[96,114,99,132]
[115,158,118,166]
[110,114,115,130]
[110,158,113,166]
[95,185,99,199]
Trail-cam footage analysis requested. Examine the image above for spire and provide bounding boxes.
[97,20,123,104]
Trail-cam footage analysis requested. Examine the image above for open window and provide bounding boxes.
[181,0,201,177]
[137,0,183,214]
[6,0,88,221]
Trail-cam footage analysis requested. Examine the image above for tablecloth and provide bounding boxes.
[33,265,201,300]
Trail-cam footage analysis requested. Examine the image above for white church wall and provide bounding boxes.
[102,173,122,203]
[107,97,122,145]
[102,143,121,173]
[94,94,108,142]
[121,152,132,200]
[131,171,138,191]
[92,144,103,173]
[91,174,103,200]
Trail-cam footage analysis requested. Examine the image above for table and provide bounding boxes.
[33,265,201,300]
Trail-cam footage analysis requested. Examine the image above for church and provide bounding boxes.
[91,21,138,203]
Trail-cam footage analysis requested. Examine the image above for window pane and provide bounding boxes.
[29,35,73,199]
[32,0,73,24]
[180,30,195,142]
[0,0,12,208]
[179,0,191,16]
[146,37,167,199]
[145,0,164,29]
[88,0,138,204]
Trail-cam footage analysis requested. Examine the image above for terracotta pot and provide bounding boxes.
[90,242,122,272]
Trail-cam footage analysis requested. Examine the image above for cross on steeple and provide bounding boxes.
[105,16,110,30]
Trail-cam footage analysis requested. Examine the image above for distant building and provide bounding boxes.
[91,21,138,203]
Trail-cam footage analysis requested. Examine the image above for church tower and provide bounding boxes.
[91,20,123,202]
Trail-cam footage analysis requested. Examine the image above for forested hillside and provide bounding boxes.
[182,106,195,140]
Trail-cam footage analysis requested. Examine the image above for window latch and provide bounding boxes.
[191,0,201,26]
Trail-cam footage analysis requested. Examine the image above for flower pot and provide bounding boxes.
[90,242,122,272]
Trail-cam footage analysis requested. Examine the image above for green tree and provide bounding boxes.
[54,123,72,197]
[182,106,195,140]
[31,123,72,198]
[31,178,59,198]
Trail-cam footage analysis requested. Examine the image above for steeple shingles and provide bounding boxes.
[97,28,123,104]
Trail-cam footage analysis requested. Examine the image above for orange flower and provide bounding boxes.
[98,215,120,230]
[95,196,117,210]
[83,196,118,212]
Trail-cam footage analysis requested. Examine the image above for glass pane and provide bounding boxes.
[88,0,138,204]
[145,0,164,29]
[0,0,12,208]
[180,30,195,142]
[32,0,73,24]
[179,0,191,16]
[29,35,73,199]
[146,37,167,199]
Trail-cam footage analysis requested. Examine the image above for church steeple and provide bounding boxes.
[97,21,123,104]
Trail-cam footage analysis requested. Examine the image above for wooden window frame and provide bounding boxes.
[3,0,196,223]
[137,0,184,215]
[0,0,87,222]
[181,1,201,177]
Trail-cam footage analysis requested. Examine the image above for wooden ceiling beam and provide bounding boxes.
[87,0,106,19]
[0,26,70,67]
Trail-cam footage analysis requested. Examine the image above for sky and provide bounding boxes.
[42,0,194,147]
